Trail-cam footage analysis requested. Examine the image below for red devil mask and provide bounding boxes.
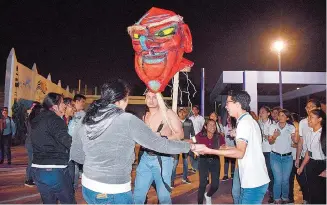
[128,7,193,93]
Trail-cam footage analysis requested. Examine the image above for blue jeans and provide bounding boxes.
[240,183,268,204]
[171,153,189,182]
[25,143,33,181]
[82,186,133,204]
[31,167,76,204]
[134,152,173,204]
[270,152,293,201]
[232,167,241,204]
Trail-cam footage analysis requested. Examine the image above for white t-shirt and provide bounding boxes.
[303,128,326,160]
[269,123,295,154]
[299,118,310,157]
[258,119,273,152]
[236,113,270,188]
[189,115,205,135]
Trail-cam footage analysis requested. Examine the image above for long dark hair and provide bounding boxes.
[42,92,63,110]
[307,99,321,108]
[28,104,42,122]
[259,106,273,123]
[291,113,300,123]
[209,112,223,130]
[279,109,294,125]
[200,119,219,148]
[83,79,130,125]
[310,109,326,156]
[63,97,73,105]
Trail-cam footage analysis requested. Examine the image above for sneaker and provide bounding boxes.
[24,180,35,187]
[204,192,212,204]
[182,178,191,184]
[222,176,229,181]
[190,168,196,173]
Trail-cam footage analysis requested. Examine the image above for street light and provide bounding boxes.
[273,40,285,108]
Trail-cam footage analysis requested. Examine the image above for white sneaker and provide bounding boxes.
[204,192,212,204]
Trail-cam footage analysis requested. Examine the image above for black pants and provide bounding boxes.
[288,160,297,201]
[0,134,12,162]
[198,156,220,204]
[306,159,326,204]
[296,158,309,201]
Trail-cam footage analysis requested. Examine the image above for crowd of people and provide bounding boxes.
[0,79,326,204]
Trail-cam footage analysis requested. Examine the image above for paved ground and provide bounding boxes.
[0,145,303,204]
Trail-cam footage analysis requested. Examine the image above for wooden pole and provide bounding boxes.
[172,72,179,113]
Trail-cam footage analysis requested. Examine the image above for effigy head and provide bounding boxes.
[128,7,193,93]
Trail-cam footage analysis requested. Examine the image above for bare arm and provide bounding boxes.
[203,140,247,159]
[166,109,184,140]
[297,151,310,175]
[268,130,280,144]
[295,137,303,168]
[292,123,300,144]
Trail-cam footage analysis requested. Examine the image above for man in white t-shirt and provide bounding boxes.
[189,105,205,135]
[196,90,270,204]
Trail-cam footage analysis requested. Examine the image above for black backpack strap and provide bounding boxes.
[156,155,172,192]
[156,121,164,133]
[156,121,172,192]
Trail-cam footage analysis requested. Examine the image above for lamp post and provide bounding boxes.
[273,40,285,108]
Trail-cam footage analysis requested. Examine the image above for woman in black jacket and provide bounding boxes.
[30,92,75,204]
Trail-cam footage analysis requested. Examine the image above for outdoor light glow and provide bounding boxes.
[273,40,285,52]
[297,87,300,90]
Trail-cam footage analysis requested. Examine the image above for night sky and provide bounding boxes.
[0,0,325,96]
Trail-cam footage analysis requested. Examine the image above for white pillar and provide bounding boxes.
[4,48,17,116]
[243,71,258,115]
